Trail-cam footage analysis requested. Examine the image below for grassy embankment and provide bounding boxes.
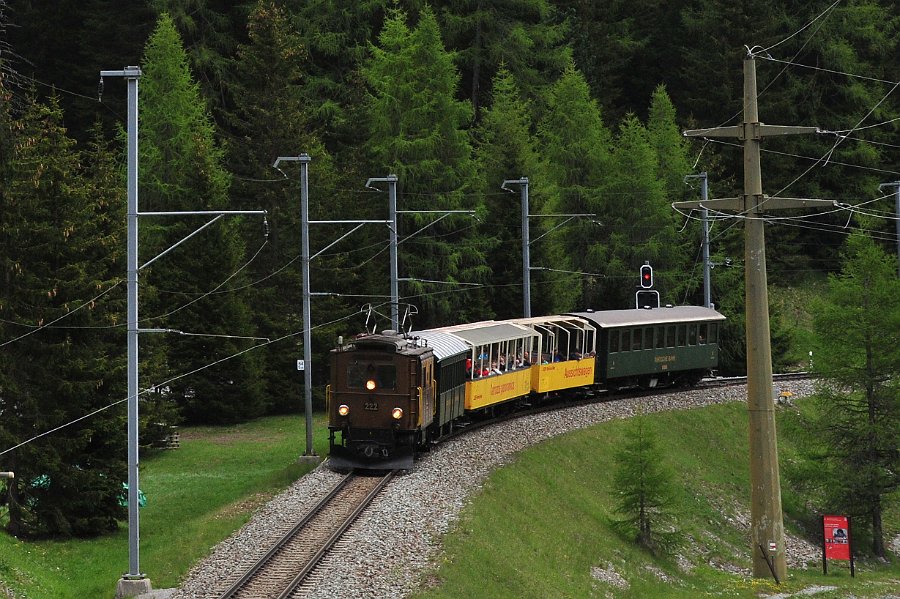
[414,396,899,598]
[2,400,897,598]
[0,414,329,598]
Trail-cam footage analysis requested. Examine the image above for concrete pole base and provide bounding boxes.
[297,454,321,466]
[115,577,152,598]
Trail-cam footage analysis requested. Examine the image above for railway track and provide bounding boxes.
[217,470,396,599]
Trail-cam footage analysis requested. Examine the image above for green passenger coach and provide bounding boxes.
[570,306,726,389]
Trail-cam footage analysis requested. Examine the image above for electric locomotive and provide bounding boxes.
[327,331,437,470]
[327,306,725,471]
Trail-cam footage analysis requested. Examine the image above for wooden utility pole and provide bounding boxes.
[675,54,834,581]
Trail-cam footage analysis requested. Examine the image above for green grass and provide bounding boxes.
[771,280,828,369]
[0,413,329,598]
[414,400,900,598]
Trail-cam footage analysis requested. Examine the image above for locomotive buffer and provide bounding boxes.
[674,53,834,582]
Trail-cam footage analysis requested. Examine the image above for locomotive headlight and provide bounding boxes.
[391,407,403,420]
[366,379,377,391]
[338,404,350,417]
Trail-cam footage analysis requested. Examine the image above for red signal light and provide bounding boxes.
[640,265,653,289]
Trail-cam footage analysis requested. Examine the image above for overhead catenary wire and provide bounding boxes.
[0,305,372,459]
[0,281,123,348]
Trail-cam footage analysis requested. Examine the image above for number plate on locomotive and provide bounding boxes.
[364,402,379,411]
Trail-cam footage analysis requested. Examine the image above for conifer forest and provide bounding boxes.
[0,1,898,539]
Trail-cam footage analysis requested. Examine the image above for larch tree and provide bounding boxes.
[472,66,556,319]
[363,6,485,328]
[809,233,900,557]
[646,85,697,303]
[536,61,612,313]
[138,13,264,424]
[610,411,679,555]
[0,91,126,537]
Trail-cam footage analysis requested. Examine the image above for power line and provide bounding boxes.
[758,0,843,55]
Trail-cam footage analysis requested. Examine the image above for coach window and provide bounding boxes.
[621,330,631,352]
[655,326,665,349]
[677,324,687,347]
[666,325,675,348]
[698,323,708,344]
[643,327,653,350]
[708,322,718,344]
[632,328,642,351]
[610,331,619,353]
[688,324,698,345]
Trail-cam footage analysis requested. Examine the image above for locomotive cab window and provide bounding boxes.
[347,362,397,390]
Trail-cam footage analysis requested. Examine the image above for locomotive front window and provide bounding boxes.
[347,362,397,390]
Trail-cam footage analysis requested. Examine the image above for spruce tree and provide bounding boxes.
[433,0,570,117]
[0,91,126,537]
[223,0,347,413]
[363,6,484,328]
[138,13,264,424]
[810,233,900,557]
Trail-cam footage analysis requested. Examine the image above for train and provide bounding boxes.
[326,305,725,470]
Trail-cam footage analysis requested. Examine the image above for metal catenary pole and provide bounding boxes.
[675,54,834,581]
[274,155,316,456]
[99,66,143,581]
[502,178,531,317]
[503,178,596,318]
[685,173,713,308]
[103,66,268,591]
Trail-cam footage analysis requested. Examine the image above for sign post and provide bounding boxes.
[822,515,854,577]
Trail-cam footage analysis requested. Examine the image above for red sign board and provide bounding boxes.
[823,515,851,560]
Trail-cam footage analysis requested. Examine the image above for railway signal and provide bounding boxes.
[640,264,653,288]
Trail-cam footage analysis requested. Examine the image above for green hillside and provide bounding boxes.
[416,400,900,598]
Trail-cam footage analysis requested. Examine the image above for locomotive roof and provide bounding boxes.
[350,333,432,356]
[408,331,470,360]
[569,306,725,328]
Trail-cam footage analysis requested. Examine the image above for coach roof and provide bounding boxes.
[569,306,725,328]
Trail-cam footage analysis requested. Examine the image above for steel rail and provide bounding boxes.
[217,471,358,598]
[277,470,397,598]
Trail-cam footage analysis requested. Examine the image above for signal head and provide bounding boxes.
[640,264,653,288]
